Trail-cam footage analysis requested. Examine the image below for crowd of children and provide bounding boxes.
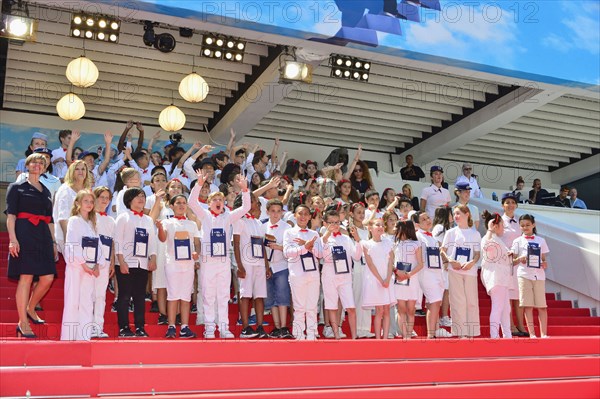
[10,123,551,341]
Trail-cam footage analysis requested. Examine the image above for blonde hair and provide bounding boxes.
[120,167,140,186]
[402,183,413,198]
[207,191,225,202]
[367,217,383,239]
[25,153,47,168]
[453,204,474,228]
[64,160,92,189]
[70,189,97,231]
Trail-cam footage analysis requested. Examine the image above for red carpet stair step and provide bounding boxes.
[1,233,599,398]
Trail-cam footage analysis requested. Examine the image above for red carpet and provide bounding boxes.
[1,233,599,398]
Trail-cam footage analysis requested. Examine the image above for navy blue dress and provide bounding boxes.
[6,181,56,279]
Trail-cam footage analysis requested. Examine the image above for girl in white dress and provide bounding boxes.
[361,218,394,339]
[392,220,424,339]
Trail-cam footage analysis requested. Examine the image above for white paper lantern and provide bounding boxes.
[178,72,209,103]
[159,105,186,132]
[66,56,99,88]
[56,93,85,121]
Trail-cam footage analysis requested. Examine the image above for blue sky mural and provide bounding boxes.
[130,0,599,88]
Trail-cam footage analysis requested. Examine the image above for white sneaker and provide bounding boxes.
[411,330,418,337]
[203,330,216,339]
[439,316,452,327]
[530,334,537,339]
[323,326,335,339]
[338,328,347,338]
[435,328,452,338]
[96,331,109,338]
[541,335,550,339]
[220,330,235,339]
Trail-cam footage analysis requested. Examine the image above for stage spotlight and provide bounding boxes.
[0,1,37,42]
[330,54,371,82]
[154,33,176,53]
[142,20,155,46]
[201,33,246,62]
[70,12,120,43]
[179,27,193,38]
[280,60,312,84]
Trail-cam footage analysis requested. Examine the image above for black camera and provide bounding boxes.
[169,133,183,144]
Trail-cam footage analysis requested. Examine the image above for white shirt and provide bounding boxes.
[512,235,550,281]
[161,217,200,268]
[480,234,512,293]
[64,216,100,267]
[129,159,154,187]
[442,226,481,277]
[421,184,451,218]
[114,209,158,270]
[51,147,68,179]
[53,184,78,252]
[455,175,483,199]
[263,219,291,274]
[283,226,323,278]
[320,233,362,278]
[96,213,116,267]
[233,215,267,268]
[188,184,250,263]
[501,214,521,249]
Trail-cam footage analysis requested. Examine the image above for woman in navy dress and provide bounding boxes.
[6,153,57,338]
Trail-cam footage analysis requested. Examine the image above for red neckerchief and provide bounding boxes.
[245,213,255,219]
[525,235,535,240]
[98,211,107,216]
[333,232,341,237]
[132,210,144,217]
[423,231,432,236]
[270,224,278,228]
[174,215,186,220]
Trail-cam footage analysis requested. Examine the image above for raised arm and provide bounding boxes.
[65,130,81,166]
[344,144,362,180]
[147,130,161,155]
[97,131,113,175]
[134,122,145,152]
[117,120,134,153]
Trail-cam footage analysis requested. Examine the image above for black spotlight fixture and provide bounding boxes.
[142,20,156,46]
[330,54,371,82]
[179,27,193,38]
[201,33,245,62]
[142,21,176,53]
[154,32,176,53]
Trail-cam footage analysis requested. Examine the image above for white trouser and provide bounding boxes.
[61,264,94,341]
[353,263,372,334]
[92,264,110,332]
[200,261,231,332]
[448,272,480,337]
[489,286,512,339]
[290,273,320,339]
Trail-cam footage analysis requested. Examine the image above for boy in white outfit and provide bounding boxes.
[189,170,250,339]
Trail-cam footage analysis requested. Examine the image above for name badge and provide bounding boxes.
[99,234,113,262]
[251,236,264,259]
[426,247,441,269]
[174,231,192,261]
[455,247,471,264]
[133,228,148,258]
[210,228,226,257]
[527,243,541,268]
[300,251,317,272]
[332,246,350,274]
[395,261,412,286]
[264,234,276,262]
[82,236,99,265]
